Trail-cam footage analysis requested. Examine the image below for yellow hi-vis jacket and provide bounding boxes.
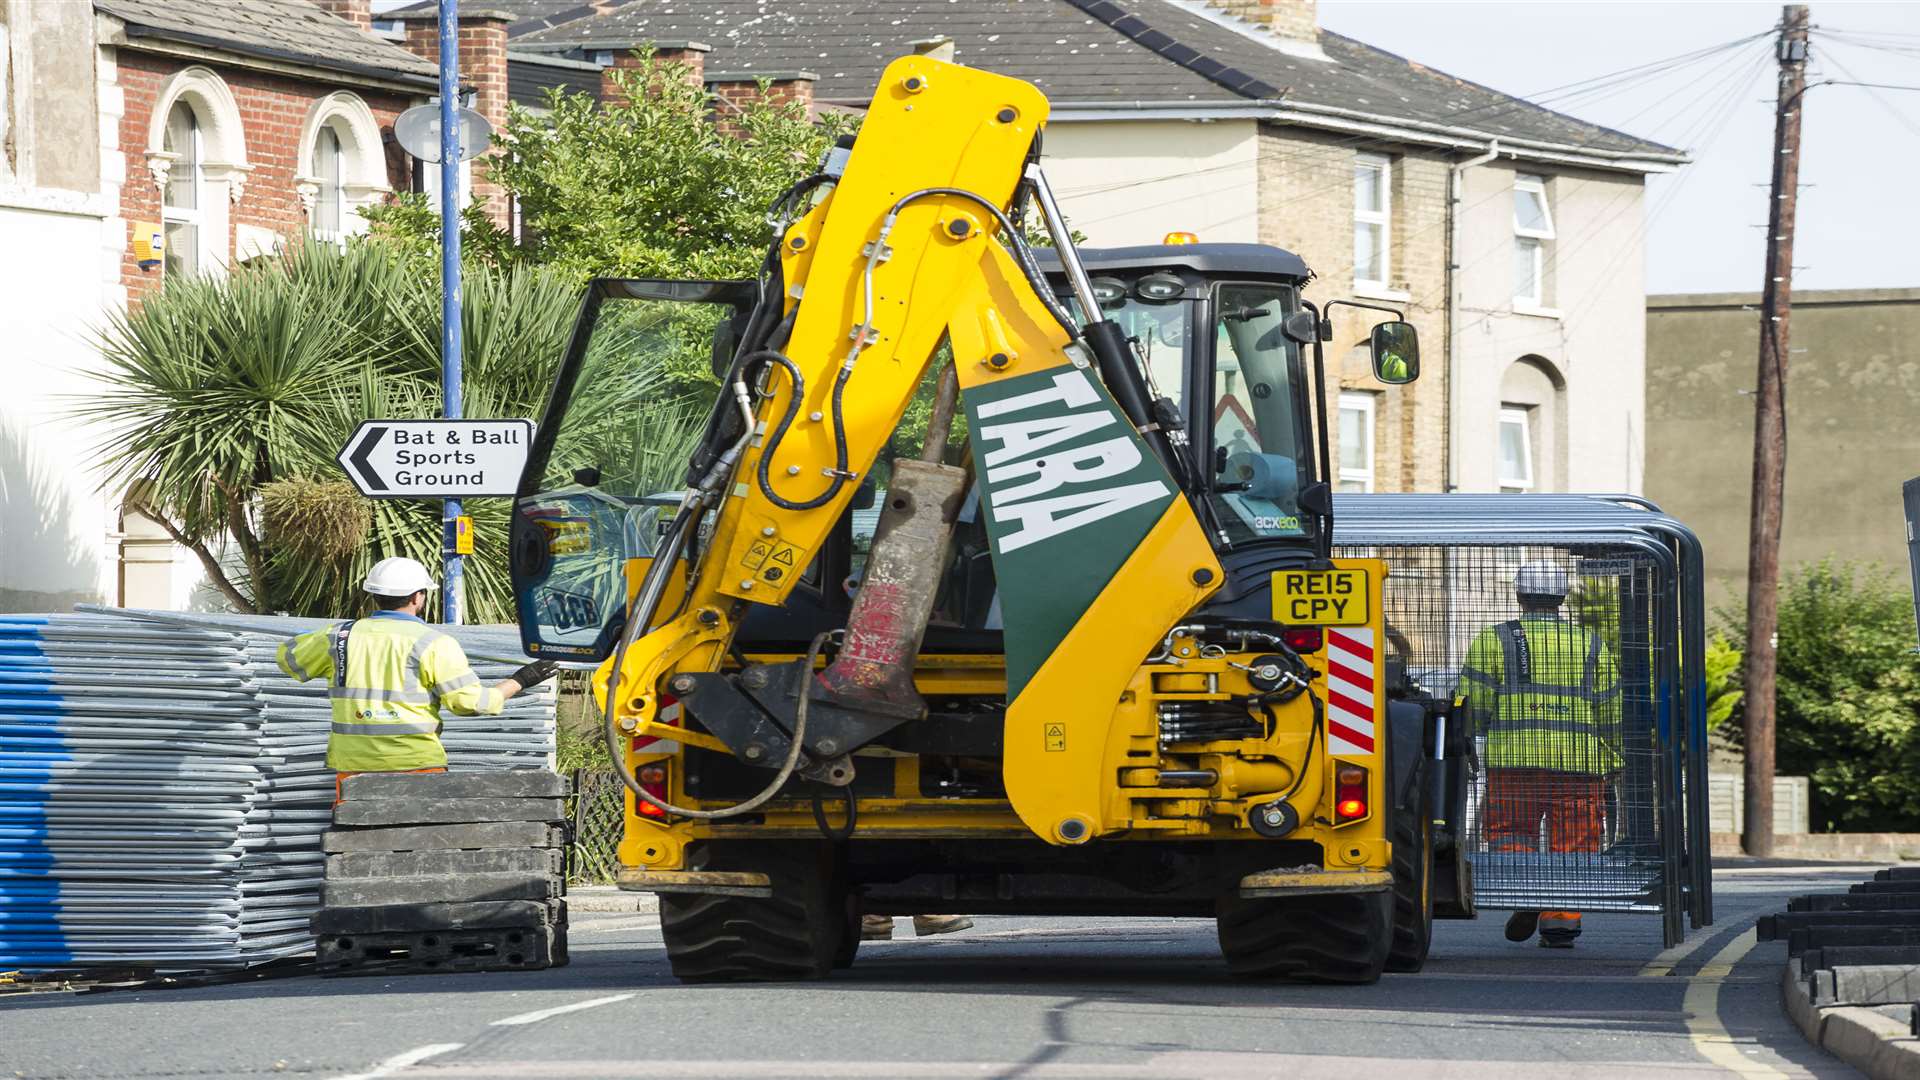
[1461,614,1623,776]
[276,611,504,772]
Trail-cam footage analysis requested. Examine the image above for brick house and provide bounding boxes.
[0,0,525,611]
[438,0,1684,499]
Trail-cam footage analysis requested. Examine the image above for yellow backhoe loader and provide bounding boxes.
[509,56,1474,983]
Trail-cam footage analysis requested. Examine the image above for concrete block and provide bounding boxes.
[340,770,567,801]
[311,899,563,935]
[1820,1007,1920,1080]
[1831,965,1920,1007]
[332,797,565,827]
[321,871,560,908]
[321,821,562,853]
[326,847,563,880]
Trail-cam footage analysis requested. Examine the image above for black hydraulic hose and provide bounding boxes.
[605,629,831,821]
[885,186,1080,339]
[749,349,853,512]
[811,789,857,842]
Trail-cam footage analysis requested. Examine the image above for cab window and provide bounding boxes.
[1209,282,1311,543]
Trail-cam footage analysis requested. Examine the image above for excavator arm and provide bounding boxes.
[527,55,1219,844]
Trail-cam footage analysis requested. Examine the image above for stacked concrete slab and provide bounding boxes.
[1764,867,1920,1077]
[315,771,570,975]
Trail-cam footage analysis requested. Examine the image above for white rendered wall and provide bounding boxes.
[1041,118,1259,247]
[1451,162,1647,494]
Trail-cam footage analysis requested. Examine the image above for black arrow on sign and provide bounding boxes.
[350,425,389,492]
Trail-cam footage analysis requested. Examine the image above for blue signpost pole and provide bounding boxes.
[437,0,463,625]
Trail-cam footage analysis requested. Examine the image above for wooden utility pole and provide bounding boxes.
[1743,3,1809,858]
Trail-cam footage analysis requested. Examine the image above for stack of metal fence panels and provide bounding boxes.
[0,614,263,967]
[0,610,557,971]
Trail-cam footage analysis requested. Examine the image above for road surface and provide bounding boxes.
[0,860,1867,1079]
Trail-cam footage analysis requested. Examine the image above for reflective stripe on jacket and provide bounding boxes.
[276,611,503,772]
[1461,614,1622,776]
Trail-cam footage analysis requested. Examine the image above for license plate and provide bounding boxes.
[1270,569,1370,625]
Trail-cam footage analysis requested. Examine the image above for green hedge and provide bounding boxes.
[1729,562,1920,832]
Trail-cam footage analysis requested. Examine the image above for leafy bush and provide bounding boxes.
[1756,562,1920,831]
[1704,635,1743,731]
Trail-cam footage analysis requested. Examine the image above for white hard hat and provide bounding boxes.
[1515,560,1569,599]
[364,556,436,598]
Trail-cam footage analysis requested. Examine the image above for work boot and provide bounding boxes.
[912,914,974,937]
[1504,911,1540,942]
[1538,911,1582,949]
[860,915,895,940]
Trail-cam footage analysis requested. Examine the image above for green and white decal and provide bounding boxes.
[964,366,1179,699]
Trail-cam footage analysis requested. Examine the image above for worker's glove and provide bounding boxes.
[510,660,560,687]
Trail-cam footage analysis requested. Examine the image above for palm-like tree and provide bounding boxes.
[78,238,697,621]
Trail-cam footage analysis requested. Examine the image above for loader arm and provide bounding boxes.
[526,56,1220,843]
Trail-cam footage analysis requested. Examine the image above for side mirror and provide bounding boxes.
[1370,321,1420,384]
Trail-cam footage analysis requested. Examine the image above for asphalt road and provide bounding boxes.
[0,860,1873,1080]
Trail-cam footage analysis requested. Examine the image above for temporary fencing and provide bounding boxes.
[0,610,554,970]
[1333,493,1711,947]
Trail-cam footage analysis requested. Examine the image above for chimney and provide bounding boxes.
[707,71,818,134]
[600,43,712,101]
[1207,0,1322,53]
[397,10,514,226]
[309,0,372,33]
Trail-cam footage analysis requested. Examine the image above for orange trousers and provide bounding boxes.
[1486,768,1605,854]
[334,767,446,807]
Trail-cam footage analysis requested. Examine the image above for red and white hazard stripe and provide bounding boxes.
[1323,628,1377,756]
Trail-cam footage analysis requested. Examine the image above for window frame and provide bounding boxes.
[1353,152,1391,290]
[1512,173,1555,307]
[1337,391,1376,494]
[161,102,205,277]
[1498,405,1535,492]
[311,125,346,241]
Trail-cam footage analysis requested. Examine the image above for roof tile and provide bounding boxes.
[97,0,436,83]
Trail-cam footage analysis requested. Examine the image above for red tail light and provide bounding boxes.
[1281,628,1322,653]
[634,692,679,817]
[1334,762,1368,822]
[636,762,670,818]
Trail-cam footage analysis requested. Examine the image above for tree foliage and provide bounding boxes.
[367,51,839,284]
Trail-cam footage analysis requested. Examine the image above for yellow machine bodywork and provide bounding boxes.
[588,58,1395,892]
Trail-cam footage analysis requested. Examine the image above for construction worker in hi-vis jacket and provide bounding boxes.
[1461,560,1622,948]
[276,557,559,802]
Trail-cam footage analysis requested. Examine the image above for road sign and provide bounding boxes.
[393,104,493,164]
[336,420,533,499]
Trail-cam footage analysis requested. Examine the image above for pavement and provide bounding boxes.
[0,860,1877,1079]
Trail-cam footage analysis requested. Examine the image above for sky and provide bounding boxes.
[1319,0,1920,296]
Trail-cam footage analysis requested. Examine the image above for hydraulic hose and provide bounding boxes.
[603,629,832,821]
[750,349,853,512]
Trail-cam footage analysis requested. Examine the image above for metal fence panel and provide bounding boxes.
[1334,494,1711,947]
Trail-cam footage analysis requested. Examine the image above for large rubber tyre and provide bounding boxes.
[1387,794,1435,972]
[659,844,845,983]
[1215,888,1393,983]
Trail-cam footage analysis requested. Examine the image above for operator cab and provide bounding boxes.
[1038,242,1320,551]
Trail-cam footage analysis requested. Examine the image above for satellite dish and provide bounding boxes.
[393,104,493,164]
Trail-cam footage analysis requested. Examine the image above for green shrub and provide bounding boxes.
[1705,635,1744,731]
[1759,562,1920,831]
